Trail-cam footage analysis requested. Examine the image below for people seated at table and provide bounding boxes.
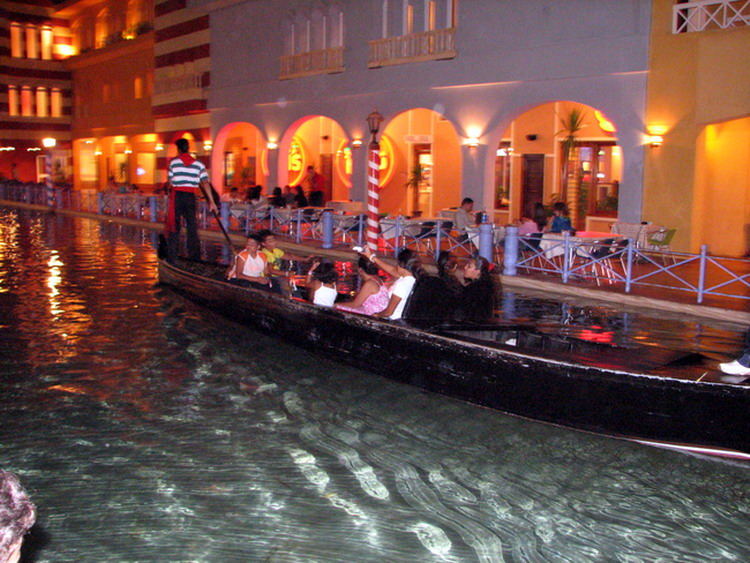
[437,251,463,295]
[269,186,286,208]
[363,248,422,320]
[518,214,540,236]
[532,202,548,232]
[306,258,338,307]
[454,197,475,241]
[455,256,496,321]
[226,234,276,291]
[294,186,309,208]
[548,202,573,233]
[336,256,390,315]
[246,185,267,207]
[282,185,296,207]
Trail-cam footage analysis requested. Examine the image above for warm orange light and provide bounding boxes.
[378,135,395,187]
[594,110,617,133]
[335,139,353,188]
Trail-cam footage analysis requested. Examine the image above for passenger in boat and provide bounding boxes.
[364,248,422,321]
[336,256,390,315]
[455,256,496,321]
[258,230,305,273]
[0,469,36,563]
[226,235,275,291]
[437,251,463,295]
[548,202,573,233]
[719,329,750,377]
[306,258,338,307]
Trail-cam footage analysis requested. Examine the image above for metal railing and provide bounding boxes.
[3,182,748,304]
[368,28,456,68]
[504,227,750,304]
[673,0,750,33]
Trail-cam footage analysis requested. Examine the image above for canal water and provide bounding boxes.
[1,209,748,562]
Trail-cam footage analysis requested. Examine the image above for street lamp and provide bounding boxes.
[367,110,384,145]
[41,137,56,207]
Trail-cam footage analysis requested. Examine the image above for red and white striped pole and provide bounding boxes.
[365,110,384,252]
[42,137,56,208]
[366,139,381,252]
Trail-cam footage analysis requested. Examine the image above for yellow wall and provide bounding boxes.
[644,0,750,255]
[380,108,461,217]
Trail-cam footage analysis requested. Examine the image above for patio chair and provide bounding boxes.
[645,227,677,264]
[519,232,544,272]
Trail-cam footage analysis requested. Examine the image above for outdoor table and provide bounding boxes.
[540,231,622,260]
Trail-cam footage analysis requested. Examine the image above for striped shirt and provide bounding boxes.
[168,156,208,189]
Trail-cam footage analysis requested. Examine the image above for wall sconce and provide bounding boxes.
[155,143,164,151]
[351,139,363,149]
[42,137,56,149]
[94,150,102,156]
[203,140,213,152]
[124,148,133,154]
[647,135,663,148]
[496,147,513,157]
[0,146,16,152]
[466,137,480,149]
[266,141,279,150]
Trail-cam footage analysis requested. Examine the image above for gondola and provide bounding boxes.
[157,256,750,460]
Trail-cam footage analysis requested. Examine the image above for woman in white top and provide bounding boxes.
[363,248,421,321]
[226,235,272,288]
[306,258,338,307]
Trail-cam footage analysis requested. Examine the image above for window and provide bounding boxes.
[8,86,19,116]
[20,86,33,116]
[36,87,48,117]
[427,1,437,31]
[10,23,23,57]
[51,88,62,117]
[134,76,143,99]
[25,24,38,59]
[41,26,53,60]
[404,1,414,34]
[96,9,109,48]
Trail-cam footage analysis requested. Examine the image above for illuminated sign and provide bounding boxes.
[287,137,307,186]
[378,134,395,187]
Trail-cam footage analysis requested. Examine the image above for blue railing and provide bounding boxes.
[2,181,748,304]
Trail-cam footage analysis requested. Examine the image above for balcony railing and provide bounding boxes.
[368,28,456,68]
[154,72,206,95]
[279,46,344,79]
[673,0,750,33]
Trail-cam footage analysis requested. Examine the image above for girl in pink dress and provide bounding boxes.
[336,256,390,315]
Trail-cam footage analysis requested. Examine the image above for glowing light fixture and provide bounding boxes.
[646,125,667,147]
[42,137,56,148]
[203,140,213,151]
[647,135,663,148]
[351,139,363,149]
[124,148,133,154]
[466,137,480,149]
[266,141,279,150]
[155,143,164,151]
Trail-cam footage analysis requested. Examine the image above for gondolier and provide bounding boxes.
[165,138,217,260]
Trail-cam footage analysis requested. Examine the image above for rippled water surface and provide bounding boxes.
[1,209,748,562]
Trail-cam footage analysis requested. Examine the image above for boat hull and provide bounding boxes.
[158,258,750,457]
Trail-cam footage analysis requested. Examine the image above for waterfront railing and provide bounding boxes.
[2,181,748,305]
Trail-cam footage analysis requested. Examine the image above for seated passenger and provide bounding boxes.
[455,256,496,321]
[258,230,306,274]
[363,248,422,321]
[306,258,338,307]
[437,250,463,295]
[336,256,390,315]
[226,235,274,290]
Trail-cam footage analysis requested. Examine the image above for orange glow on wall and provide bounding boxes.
[378,135,395,187]
[334,139,353,188]
[594,110,617,133]
[287,137,307,187]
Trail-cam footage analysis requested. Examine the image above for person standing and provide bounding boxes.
[165,138,216,260]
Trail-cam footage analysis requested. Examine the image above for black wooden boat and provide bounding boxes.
[158,256,750,460]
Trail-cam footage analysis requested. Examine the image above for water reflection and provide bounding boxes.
[0,210,748,562]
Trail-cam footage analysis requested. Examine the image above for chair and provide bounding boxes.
[519,232,544,272]
[645,228,677,264]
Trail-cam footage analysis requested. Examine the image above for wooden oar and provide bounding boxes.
[197,182,236,255]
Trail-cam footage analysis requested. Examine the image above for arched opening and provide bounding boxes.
[378,107,462,217]
[211,122,266,194]
[495,101,622,230]
[279,115,350,205]
[694,116,750,256]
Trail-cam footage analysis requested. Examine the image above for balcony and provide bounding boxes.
[673,0,750,33]
[368,28,456,68]
[279,46,344,79]
[154,72,207,95]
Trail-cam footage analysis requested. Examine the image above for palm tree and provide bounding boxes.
[558,107,586,224]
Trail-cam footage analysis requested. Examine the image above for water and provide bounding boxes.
[1,209,749,562]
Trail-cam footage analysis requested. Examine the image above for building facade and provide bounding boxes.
[0,0,72,183]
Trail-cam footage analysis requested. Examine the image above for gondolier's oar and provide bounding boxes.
[197,181,236,254]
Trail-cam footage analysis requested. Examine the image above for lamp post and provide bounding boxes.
[42,137,56,208]
[366,110,384,252]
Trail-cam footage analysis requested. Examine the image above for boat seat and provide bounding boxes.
[402,275,455,324]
